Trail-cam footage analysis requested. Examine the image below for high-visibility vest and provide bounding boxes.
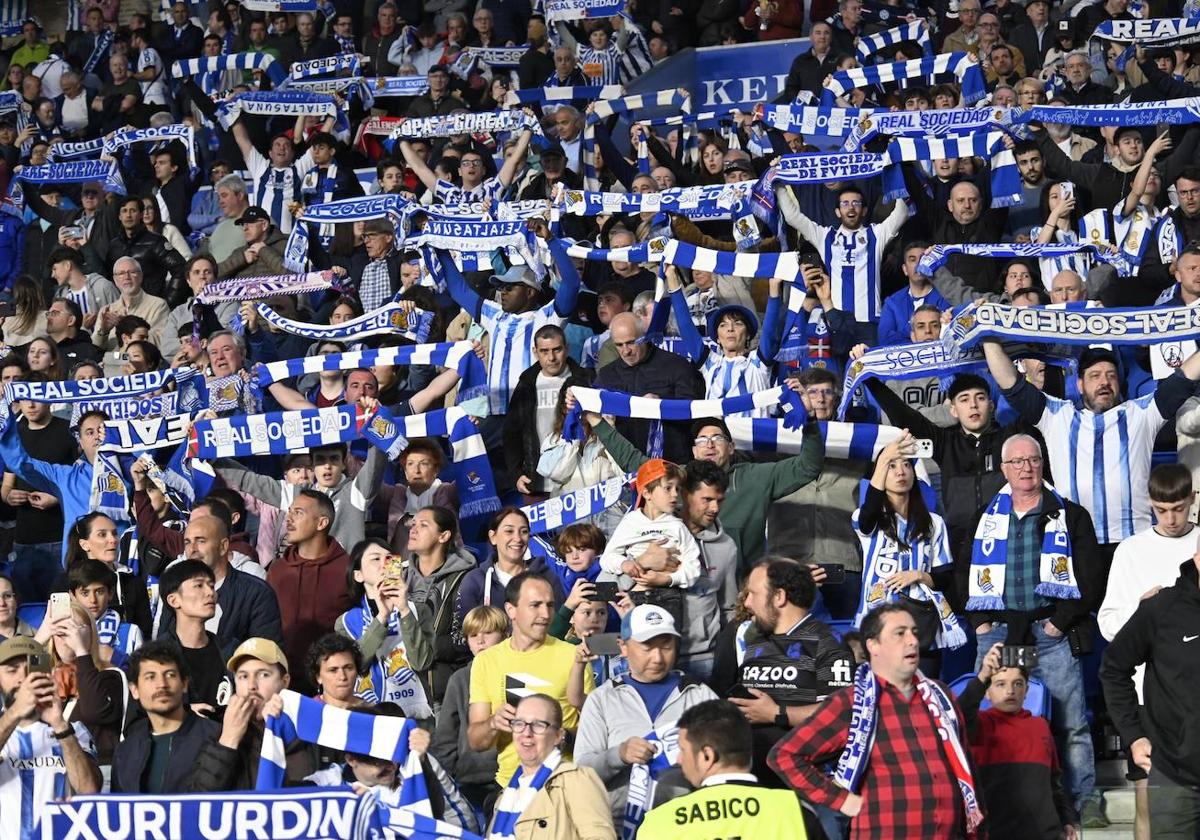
[638,781,809,840]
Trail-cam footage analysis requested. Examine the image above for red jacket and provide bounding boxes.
[267,538,354,685]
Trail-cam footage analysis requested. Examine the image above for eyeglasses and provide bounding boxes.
[839,199,863,208]
[804,387,836,398]
[1180,188,1200,197]
[460,159,483,168]
[1001,456,1043,469]
[510,718,558,735]
[694,435,730,447]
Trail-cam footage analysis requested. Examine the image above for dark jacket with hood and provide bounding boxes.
[451,555,566,643]
[1101,559,1200,788]
[111,710,240,793]
[156,565,284,662]
[503,358,593,493]
[407,545,478,702]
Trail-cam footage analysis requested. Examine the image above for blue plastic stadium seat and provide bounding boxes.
[950,673,1050,718]
[17,602,45,631]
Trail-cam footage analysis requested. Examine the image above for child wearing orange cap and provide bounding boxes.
[598,459,701,595]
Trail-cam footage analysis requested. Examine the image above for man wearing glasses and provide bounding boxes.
[776,183,908,340]
[956,430,1105,825]
[397,111,534,206]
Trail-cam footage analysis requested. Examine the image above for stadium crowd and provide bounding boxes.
[0,0,1199,837]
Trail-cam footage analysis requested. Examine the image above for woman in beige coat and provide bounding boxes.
[487,693,616,840]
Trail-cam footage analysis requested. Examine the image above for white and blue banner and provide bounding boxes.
[291,53,360,80]
[13,160,123,195]
[216,90,339,130]
[189,405,363,459]
[255,301,434,344]
[1092,17,1200,47]
[544,0,624,21]
[195,270,337,304]
[392,110,539,140]
[522,472,634,533]
[556,181,753,220]
[38,789,384,840]
[364,76,430,98]
[103,124,197,172]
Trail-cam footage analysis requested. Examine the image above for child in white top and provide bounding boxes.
[600,459,701,589]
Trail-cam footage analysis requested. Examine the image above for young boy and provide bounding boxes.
[554,523,605,593]
[961,642,1079,840]
[68,558,144,668]
[600,459,700,591]
[432,606,506,812]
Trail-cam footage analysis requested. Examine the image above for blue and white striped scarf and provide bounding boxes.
[1022,98,1200,127]
[544,0,624,21]
[393,110,539,139]
[522,472,634,533]
[621,727,677,840]
[291,53,359,80]
[362,404,500,520]
[253,301,434,344]
[510,84,623,104]
[47,137,105,161]
[564,236,667,264]
[90,451,131,525]
[725,416,903,461]
[216,90,339,130]
[758,102,1007,139]
[4,367,200,408]
[259,689,430,800]
[82,29,113,75]
[104,124,197,171]
[1092,17,1200,47]
[243,0,317,10]
[967,482,1079,610]
[944,300,1200,356]
[196,270,337,304]
[855,20,932,61]
[364,76,430,98]
[72,393,179,427]
[556,182,753,221]
[13,159,123,195]
[488,749,561,840]
[378,807,484,839]
[189,404,362,459]
[823,52,986,106]
[256,341,487,405]
[42,790,385,840]
[171,52,286,86]
[407,219,538,256]
[100,414,193,454]
[462,46,527,68]
[918,242,1125,275]
[581,89,688,190]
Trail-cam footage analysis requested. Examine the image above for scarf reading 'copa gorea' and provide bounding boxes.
[254,341,488,406]
[837,662,983,832]
[392,110,540,140]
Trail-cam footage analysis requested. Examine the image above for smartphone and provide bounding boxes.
[62,225,84,240]
[382,554,407,580]
[814,563,846,585]
[587,581,619,602]
[48,592,71,622]
[1059,181,1074,202]
[26,653,51,674]
[586,633,621,657]
[1000,645,1039,669]
[914,439,934,459]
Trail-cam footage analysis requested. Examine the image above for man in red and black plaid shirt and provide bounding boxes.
[769,603,983,839]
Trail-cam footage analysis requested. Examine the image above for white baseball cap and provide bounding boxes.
[620,604,680,643]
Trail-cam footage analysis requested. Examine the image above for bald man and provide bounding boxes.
[1050,271,1086,304]
[156,515,283,659]
[594,312,704,462]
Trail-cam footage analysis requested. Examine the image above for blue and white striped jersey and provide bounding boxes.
[700,344,774,417]
[577,44,623,86]
[434,176,508,206]
[480,299,566,414]
[1036,393,1165,544]
[0,721,95,840]
[788,201,908,323]
[244,147,317,234]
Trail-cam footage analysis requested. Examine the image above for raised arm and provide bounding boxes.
[436,246,484,320]
[981,337,1020,390]
[665,265,706,364]
[1125,132,1171,218]
[757,277,784,362]
[545,229,582,317]
[398,139,442,193]
[408,367,462,414]
[495,125,533,187]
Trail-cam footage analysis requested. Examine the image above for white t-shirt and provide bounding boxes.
[137,46,169,105]
[534,371,568,445]
[1099,525,1197,699]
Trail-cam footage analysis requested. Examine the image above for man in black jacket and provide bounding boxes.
[503,324,593,497]
[594,312,704,464]
[114,640,244,792]
[776,21,845,103]
[958,432,1104,823]
[97,195,187,305]
[1101,555,1200,837]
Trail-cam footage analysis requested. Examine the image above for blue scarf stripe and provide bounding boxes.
[855,20,932,61]
[171,52,285,86]
[823,52,985,106]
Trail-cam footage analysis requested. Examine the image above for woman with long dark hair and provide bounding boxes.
[4,276,46,348]
[62,513,152,637]
[452,507,564,644]
[853,432,965,674]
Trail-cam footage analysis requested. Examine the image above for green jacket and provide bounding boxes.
[593,420,825,573]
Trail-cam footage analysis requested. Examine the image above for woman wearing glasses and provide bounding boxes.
[486,692,616,840]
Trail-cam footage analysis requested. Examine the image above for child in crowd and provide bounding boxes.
[432,605,506,813]
[68,558,143,669]
[600,459,700,627]
[552,523,605,593]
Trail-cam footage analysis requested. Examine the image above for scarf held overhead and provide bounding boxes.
[253,301,435,345]
[189,404,364,459]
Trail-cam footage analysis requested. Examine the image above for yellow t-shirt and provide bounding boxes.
[469,636,595,784]
[639,782,809,840]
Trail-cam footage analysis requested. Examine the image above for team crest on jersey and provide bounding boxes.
[867,581,886,603]
[977,568,994,592]
[857,232,866,244]
[369,415,395,439]
[1162,344,1185,368]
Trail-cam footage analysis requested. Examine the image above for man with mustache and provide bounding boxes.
[111,640,243,792]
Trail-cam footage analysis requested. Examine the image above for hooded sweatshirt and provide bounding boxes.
[1101,559,1200,788]
[452,555,565,644]
[268,537,354,689]
[681,520,739,657]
